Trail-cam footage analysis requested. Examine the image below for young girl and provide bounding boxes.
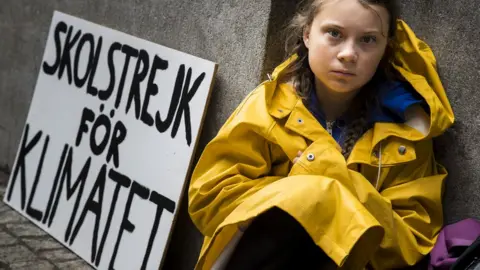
[188,0,454,269]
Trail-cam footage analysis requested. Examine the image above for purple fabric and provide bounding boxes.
[429,218,480,270]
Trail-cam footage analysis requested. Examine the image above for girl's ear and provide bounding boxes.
[303,26,310,49]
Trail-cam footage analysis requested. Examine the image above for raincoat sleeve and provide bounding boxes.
[348,139,447,269]
[188,91,281,237]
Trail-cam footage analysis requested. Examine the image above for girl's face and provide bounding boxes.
[303,0,390,94]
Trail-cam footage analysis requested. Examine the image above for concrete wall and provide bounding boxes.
[2,0,480,269]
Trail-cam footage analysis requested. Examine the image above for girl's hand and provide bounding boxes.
[293,151,303,164]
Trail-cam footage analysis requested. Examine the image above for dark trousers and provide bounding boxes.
[225,207,337,270]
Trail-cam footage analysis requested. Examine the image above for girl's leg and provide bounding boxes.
[225,207,336,270]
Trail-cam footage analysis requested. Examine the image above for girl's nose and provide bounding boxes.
[337,41,358,63]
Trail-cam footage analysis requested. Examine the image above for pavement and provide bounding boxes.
[0,171,93,270]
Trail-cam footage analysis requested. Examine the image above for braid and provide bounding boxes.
[341,108,371,159]
[340,77,379,160]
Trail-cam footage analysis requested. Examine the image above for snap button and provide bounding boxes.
[307,153,315,161]
[278,109,283,113]
[297,118,304,124]
[398,145,407,155]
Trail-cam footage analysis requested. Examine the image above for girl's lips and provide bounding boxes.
[330,70,356,77]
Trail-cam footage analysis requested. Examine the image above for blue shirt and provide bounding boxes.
[306,80,425,146]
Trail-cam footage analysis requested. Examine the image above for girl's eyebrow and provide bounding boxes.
[321,22,381,35]
[363,30,381,35]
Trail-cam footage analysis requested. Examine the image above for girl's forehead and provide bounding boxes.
[315,0,389,35]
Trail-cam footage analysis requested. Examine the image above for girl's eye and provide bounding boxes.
[361,36,377,44]
[327,29,342,39]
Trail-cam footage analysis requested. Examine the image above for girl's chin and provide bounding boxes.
[315,76,362,94]
[325,83,360,94]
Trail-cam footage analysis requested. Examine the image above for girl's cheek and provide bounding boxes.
[319,37,334,47]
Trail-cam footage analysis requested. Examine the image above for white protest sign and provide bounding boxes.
[3,10,217,270]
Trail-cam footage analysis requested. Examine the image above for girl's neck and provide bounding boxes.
[314,79,359,122]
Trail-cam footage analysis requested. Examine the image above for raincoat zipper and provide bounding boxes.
[326,120,335,136]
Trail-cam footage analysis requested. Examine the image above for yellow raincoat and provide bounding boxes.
[188,19,455,269]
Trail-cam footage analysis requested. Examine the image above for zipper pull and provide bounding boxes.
[326,120,335,136]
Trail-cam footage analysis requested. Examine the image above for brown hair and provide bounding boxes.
[280,0,400,159]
